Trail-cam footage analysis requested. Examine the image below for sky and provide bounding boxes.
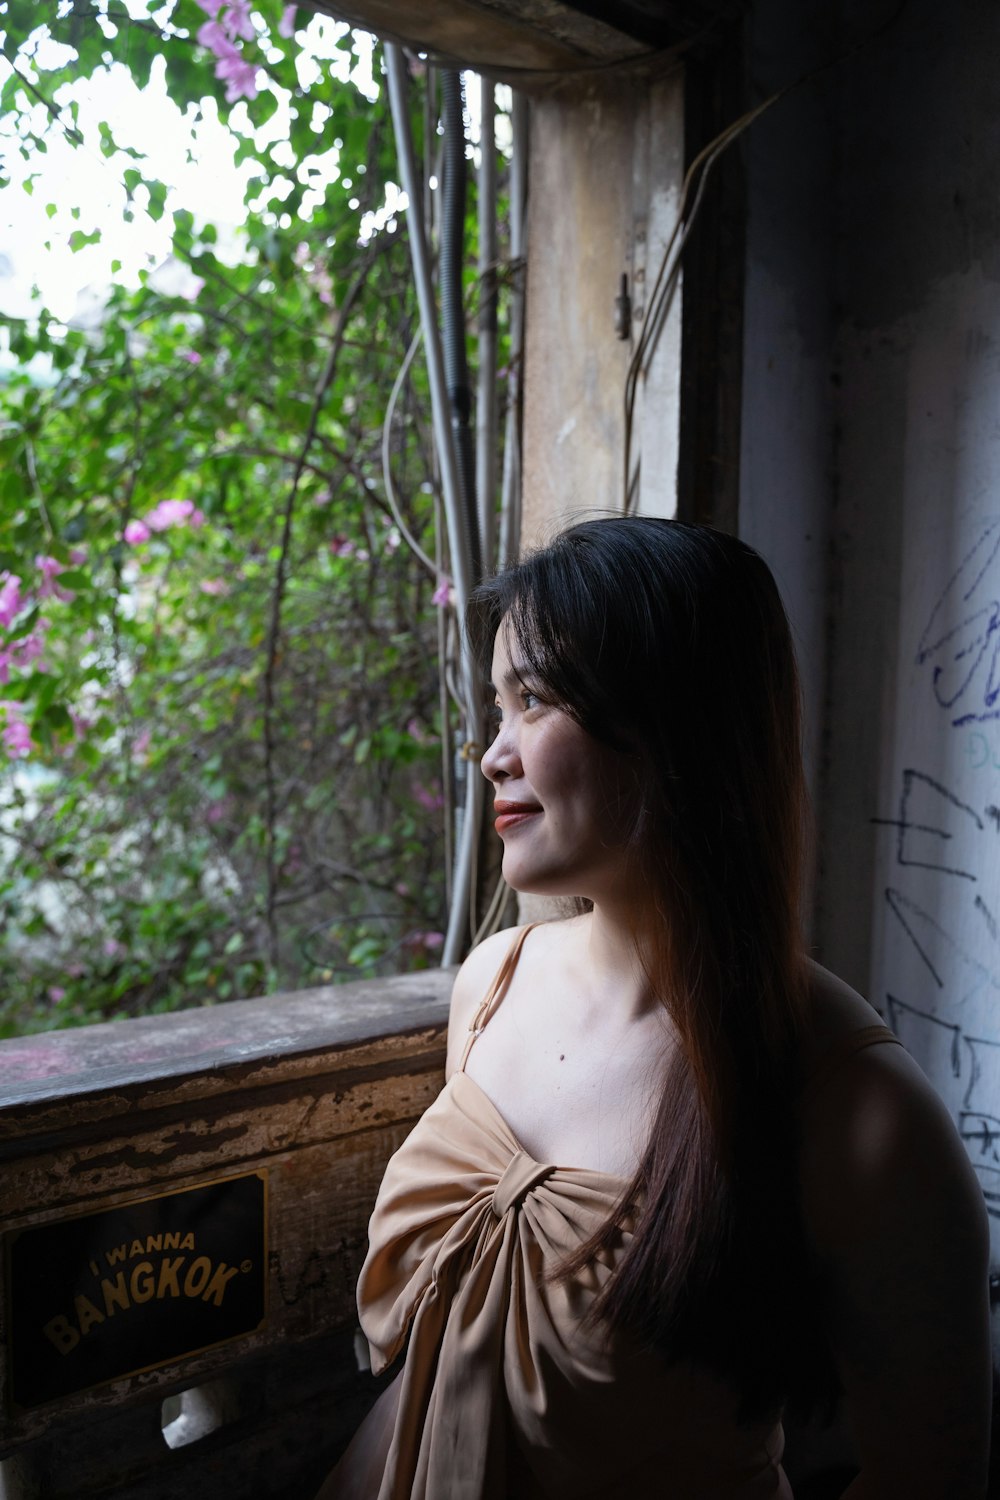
[0,2,501,364]
[0,7,382,328]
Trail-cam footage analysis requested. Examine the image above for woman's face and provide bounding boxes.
[480,623,640,903]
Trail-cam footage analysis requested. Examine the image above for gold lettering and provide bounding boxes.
[164,1232,181,1250]
[183,1256,212,1298]
[106,1244,127,1266]
[74,1294,104,1336]
[130,1261,156,1303]
[202,1261,239,1307]
[180,1232,195,1251]
[145,1233,163,1253]
[157,1256,184,1298]
[101,1272,129,1317]
[129,1240,145,1258]
[43,1314,80,1356]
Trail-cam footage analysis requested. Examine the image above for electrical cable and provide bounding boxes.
[381,327,439,575]
[623,90,779,509]
[472,870,513,949]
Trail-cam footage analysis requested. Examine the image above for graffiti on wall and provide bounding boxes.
[877,519,1000,1218]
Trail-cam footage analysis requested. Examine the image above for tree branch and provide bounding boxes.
[261,246,382,973]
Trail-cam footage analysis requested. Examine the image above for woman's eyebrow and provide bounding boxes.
[486,664,536,696]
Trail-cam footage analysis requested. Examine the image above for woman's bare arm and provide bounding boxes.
[799,1042,992,1500]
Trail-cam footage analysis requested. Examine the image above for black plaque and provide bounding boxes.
[6,1171,267,1409]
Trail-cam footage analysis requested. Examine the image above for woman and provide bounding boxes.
[322,517,991,1499]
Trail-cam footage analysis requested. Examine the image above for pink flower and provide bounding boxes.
[215,49,259,101]
[329,535,355,557]
[133,727,152,761]
[431,576,454,609]
[205,799,228,824]
[385,527,401,554]
[311,265,333,305]
[404,929,445,952]
[278,5,297,38]
[0,651,10,685]
[47,986,66,1003]
[14,632,45,667]
[412,779,444,812]
[124,519,151,546]
[147,498,205,531]
[180,349,202,365]
[35,554,75,602]
[406,717,435,745]
[221,0,255,42]
[70,547,87,566]
[195,0,226,15]
[199,578,229,596]
[2,714,31,757]
[0,573,24,629]
[103,938,122,958]
[197,17,231,52]
[312,488,332,507]
[180,276,205,302]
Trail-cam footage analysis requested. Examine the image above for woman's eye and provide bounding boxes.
[521,689,541,711]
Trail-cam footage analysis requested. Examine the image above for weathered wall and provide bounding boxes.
[828,0,1000,1270]
[737,1,837,812]
[0,973,451,1499]
[520,67,683,545]
[741,0,1000,1310]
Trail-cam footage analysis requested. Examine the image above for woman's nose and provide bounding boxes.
[481,720,518,783]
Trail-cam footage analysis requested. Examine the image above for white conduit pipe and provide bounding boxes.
[385,43,484,967]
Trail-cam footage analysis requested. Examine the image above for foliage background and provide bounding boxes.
[0,1,501,1034]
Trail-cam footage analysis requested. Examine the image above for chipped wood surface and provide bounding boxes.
[0,971,453,1497]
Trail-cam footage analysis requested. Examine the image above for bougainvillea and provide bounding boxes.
[0,1,515,1034]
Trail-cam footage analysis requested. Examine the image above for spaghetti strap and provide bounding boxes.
[801,1023,901,1100]
[458,924,538,1073]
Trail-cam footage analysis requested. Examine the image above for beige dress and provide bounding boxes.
[352,929,899,1499]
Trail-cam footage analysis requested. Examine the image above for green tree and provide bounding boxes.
[0,2,508,1033]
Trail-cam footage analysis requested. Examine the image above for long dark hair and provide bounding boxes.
[467,516,833,1419]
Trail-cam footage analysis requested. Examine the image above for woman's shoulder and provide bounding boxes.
[796,957,986,1258]
[444,923,530,1079]
[444,917,584,1079]
[795,962,991,1495]
[798,957,886,1067]
[798,956,949,1144]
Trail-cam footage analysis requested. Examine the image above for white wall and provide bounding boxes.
[743,0,1000,1302]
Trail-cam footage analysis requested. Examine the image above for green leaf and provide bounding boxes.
[146,178,167,222]
[68,228,101,252]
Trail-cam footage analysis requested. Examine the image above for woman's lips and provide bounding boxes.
[494,800,542,834]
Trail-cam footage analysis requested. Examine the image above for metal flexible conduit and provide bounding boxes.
[385,44,484,968]
[440,68,481,583]
[498,90,528,569]
[476,76,498,572]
